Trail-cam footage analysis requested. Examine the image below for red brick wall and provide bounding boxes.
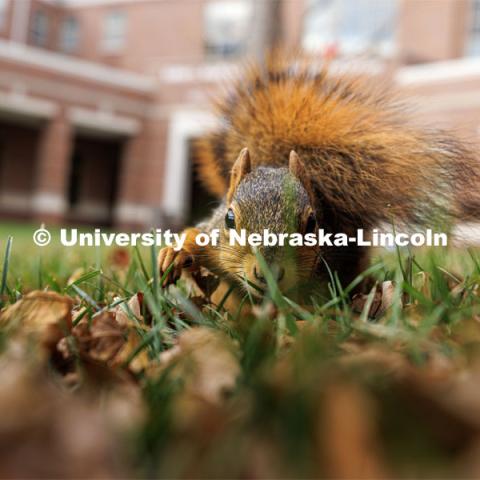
[399,0,471,64]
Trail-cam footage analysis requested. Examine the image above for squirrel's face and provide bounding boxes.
[219,149,320,298]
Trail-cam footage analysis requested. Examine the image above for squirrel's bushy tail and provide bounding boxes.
[194,54,480,227]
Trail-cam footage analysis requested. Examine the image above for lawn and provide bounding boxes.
[0,221,480,478]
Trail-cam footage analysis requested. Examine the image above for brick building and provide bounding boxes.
[0,0,479,229]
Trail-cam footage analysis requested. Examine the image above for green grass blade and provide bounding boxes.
[0,236,13,302]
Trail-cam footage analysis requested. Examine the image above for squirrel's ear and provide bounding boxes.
[289,150,315,204]
[289,150,308,184]
[227,148,251,203]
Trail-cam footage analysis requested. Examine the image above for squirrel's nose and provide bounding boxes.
[253,265,285,284]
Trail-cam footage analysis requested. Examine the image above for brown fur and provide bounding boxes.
[159,54,480,306]
[195,54,480,228]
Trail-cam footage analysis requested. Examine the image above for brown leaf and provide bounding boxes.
[62,308,150,377]
[109,247,131,269]
[113,329,150,373]
[66,267,86,287]
[352,281,402,320]
[158,327,241,404]
[190,266,220,299]
[319,382,390,479]
[0,348,127,478]
[0,291,72,348]
[379,280,400,315]
[339,343,409,378]
[414,271,431,299]
[451,315,480,345]
[86,312,126,363]
[113,292,144,327]
[351,289,383,318]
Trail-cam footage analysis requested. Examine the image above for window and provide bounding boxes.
[467,0,480,56]
[102,11,126,52]
[204,1,251,57]
[30,9,49,47]
[0,0,8,31]
[59,16,79,52]
[302,0,398,58]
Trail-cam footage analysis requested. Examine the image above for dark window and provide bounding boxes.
[102,10,127,52]
[31,10,49,47]
[204,1,251,58]
[303,0,398,58]
[59,16,79,53]
[0,0,8,31]
[467,0,480,56]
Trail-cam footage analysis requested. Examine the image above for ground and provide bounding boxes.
[0,222,480,478]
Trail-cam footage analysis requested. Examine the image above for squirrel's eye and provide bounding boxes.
[305,213,316,234]
[225,208,236,229]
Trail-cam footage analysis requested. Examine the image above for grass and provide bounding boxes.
[0,222,480,478]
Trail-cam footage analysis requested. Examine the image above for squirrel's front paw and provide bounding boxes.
[158,247,194,286]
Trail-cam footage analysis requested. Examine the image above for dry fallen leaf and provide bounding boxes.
[339,342,409,379]
[158,327,241,405]
[60,302,150,377]
[66,267,86,287]
[80,312,125,364]
[0,347,126,478]
[319,381,389,479]
[113,293,144,327]
[414,271,431,299]
[0,291,72,348]
[379,280,398,314]
[351,281,399,319]
[114,329,150,373]
[190,266,220,299]
[351,287,383,318]
[451,315,480,345]
[109,247,131,269]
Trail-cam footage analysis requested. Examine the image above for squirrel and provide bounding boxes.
[158,55,480,305]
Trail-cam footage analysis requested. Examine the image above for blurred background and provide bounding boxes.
[0,0,478,232]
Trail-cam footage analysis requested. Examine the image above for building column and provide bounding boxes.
[114,127,152,229]
[114,122,165,229]
[33,111,73,222]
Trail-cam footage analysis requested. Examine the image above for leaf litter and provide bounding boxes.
[0,247,479,477]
